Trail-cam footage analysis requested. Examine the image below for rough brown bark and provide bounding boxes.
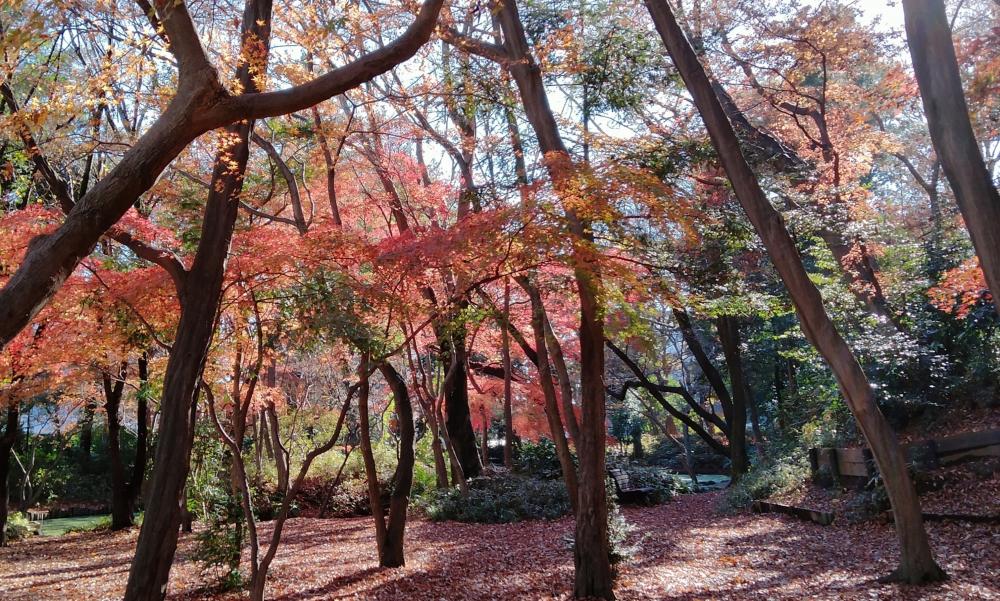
[645,0,945,584]
[902,0,1000,315]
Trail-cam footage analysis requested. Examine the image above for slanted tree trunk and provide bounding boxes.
[0,404,18,547]
[124,3,274,597]
[104,361,133,530]
[902,0,1000,315]
[673,308,734,423]
[265,404,289,494]
[544,313,580,446]
[645,0,945,584]
[519,276,579,509]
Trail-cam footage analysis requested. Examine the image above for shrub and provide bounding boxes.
[192,498,245,591]
[4,512,33,542]
[606,502,641,570]
[720,450,809,512]
[515,439,570,480]
[421,473,571,523]
[615,465,687,503]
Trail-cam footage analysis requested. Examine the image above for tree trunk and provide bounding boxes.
[377,361,415,567]
[124,3,273,598]
[544,314,581,446]
[492,1,612,594]
[645,0,945,583]
[902,0,1000,315]
[104,362,134,530]
[631,433,644,460]
[480,406,489,466]
[128,353,150,515]
[501,278,515,469]
[716,316,749,480]
[442,326,482,478]
[265,404,289,494]
[673,308,733,421]
[0,404,18,547]
[79,399,95,468]
[358,355,388,560]
[426,409,450,488]
[520,276,579,510]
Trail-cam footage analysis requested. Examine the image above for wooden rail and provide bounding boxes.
[752,501,835,525]
[810,428,1000,485]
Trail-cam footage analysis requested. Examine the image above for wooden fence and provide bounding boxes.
[810,428,1000,486]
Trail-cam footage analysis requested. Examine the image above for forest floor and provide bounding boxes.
[1,491,997,600]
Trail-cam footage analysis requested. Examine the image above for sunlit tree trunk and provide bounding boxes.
[492,0,612,595]
[645,0,945,583]
[124,3,274,598]
[902,0,1000,315]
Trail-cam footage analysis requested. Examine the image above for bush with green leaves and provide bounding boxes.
[606,502,641,572]
[3,512,33,542]
[515,439,571,480]
[615,465,687,503]
[720,450,809,512]
[191,494,245,592]
[420,473,571,523]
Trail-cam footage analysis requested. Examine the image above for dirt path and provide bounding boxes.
[1,492,997,600]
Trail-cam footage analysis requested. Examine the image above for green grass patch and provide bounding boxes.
[40,515,109,536]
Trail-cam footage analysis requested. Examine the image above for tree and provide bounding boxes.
[0,0,447,351]
[644,0,945,583]
[901,0,1000,315]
